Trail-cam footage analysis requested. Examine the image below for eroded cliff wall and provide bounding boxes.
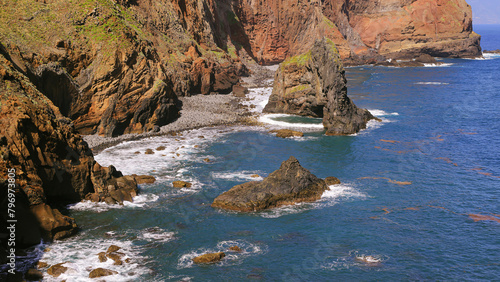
[0,44,138,244]
[0,0,480,136]
[325,0,481,60]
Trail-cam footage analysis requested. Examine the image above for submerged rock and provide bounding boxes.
[229,246,242,252]
[47,262,68,277]
[89,268,118,278]
[212,156,328,212]
[264,38,377,135]
[192,252,226,264]
[172,181,192,188]
[269,129,304,138]
[25,269,43,280]
[132,174,156,184]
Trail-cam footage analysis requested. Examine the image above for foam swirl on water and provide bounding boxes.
[177,240,266,269]
[40,237,151,282]
[260,184,367,218]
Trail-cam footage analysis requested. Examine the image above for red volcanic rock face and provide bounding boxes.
[323,0,481,60]
[234,0,352,64]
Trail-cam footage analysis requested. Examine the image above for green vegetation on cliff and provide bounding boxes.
[281,51,312,67]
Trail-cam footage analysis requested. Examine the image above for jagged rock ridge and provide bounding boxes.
[264,38,377,135]
[212,156,329,212]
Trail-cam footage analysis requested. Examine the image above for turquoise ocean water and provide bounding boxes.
[14,25,500,281]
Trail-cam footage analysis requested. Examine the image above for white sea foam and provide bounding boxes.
[138,227,176,243]
[423,63,453,67]
[260,184,367,218]
[92,127,236,199]
[483,53,500,60]
[258,114,324,130]
[322,184,368,200]
[414,82,450,85]
[211,171,265,181]
[322,250,388,271]
[465,53,500,60]
[94,127,228,176]
[367,109,399,116]
[41,237,151,282]
[177,240,266,269]
[68,193,159,213]
[346,109,398,136]
[241,87,273,113]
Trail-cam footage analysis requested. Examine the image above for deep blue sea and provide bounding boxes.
[31,26,500,281]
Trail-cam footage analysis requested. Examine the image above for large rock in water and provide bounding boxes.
[264,38,377,135]
[211,156,328,212]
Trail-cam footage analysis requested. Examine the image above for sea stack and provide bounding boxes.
[264,38,377,135]
[211,156,329,212]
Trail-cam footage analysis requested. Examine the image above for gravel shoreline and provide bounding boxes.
[83,65,277,153]
[83,94,253,153]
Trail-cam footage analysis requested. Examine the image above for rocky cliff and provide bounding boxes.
[0,44,138,247]
[0,0,480,136]
[0,0,248,137]
[322,0,481,61]
[233,0,481,64]
[264,38,377,135]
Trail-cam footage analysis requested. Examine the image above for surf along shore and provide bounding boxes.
[84,65,277,154]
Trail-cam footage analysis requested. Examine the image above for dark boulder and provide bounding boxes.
[269,129,304,138]
[192,252,226,264]
[88,268,118,278]
[47,262,69,277]
[212,156,328,212]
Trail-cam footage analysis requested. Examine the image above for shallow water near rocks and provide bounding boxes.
[37,26,500,281]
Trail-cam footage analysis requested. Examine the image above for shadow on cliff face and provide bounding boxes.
[0,182,42,252]
[34,63,79,117]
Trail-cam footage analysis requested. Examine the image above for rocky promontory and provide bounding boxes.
[0,44,140,250]
[264,38,377,135]
[211,156,329,212]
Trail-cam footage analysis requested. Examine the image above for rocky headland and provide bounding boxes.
[0,43,149,264]
[264,38,378,135]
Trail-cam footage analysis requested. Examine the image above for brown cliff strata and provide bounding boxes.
[0,0,480,137]
[233,0,352,64]
[264,38,377,135]
[0,0,248,137]
[0,44,139,246]
[322,0,481,63]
